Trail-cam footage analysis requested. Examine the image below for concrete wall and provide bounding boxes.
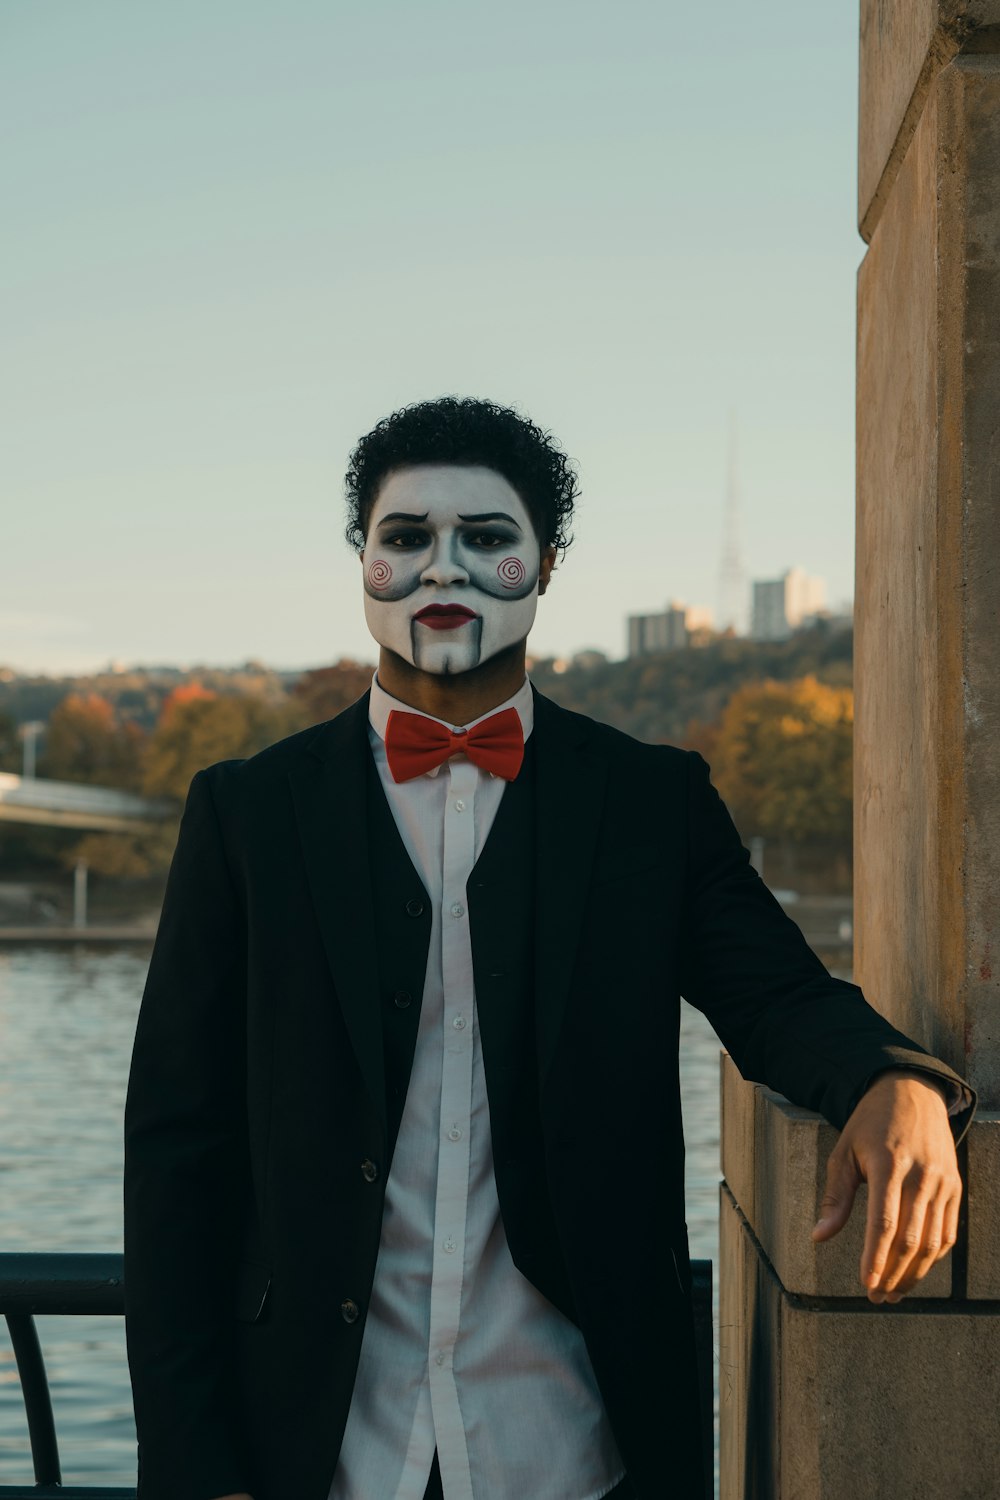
[719,12,1000,1490]
[858,1,1000,237]
[720,1178,1000,1500]
[856,17,1000,1108]
[719,1058,1000,1500]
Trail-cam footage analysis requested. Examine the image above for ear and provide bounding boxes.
[538,546,558,595]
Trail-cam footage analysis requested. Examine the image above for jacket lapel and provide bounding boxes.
[531,686,609,1085]
[287,691,387,1138]
[285,683,609,1127]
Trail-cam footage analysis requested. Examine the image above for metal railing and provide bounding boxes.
[1,1252,714,1499]
[0,1254,133,1499]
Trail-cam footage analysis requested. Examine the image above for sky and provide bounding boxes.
[2,1,863,676]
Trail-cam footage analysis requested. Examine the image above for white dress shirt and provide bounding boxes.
[329,672,626,1500]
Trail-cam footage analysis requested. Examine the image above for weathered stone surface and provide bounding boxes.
[720,1186,1000,1500]
[856,57,1000,1111]
[719,1049,753,1215]
[720,24,1000,1500]
[966,1111,1000,1297]
[945,58,1000,1109]
[721,1055,951,1298]
[859,1,1000,235]
[719,1181,775,1500]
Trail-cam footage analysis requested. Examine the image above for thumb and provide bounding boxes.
[812,1149,862,1241]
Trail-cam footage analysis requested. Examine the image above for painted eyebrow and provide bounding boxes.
[457,512,521,529]
[375,510,522,531]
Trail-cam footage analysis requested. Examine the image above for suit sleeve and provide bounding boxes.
[677,751,976,1144]
[124,765,253,1500]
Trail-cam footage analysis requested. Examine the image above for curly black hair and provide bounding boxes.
[343,396,579,561]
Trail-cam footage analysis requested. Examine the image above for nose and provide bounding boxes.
[420,533,469,587]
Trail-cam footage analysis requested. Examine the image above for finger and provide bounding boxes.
[885,1187,947,1297]
[860,1165,902,1291]
[812,1147,861,1241]
[880,1174,937,1293]
[937,1189,961,1262]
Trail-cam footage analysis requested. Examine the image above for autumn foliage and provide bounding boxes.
[158,682,218,725]
[22,648,854,884]
[292,660,373,725]
[42,693,146,790]
[702,676,853,845]
[142,692,306,801]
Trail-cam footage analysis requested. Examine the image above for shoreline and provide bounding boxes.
[0,926,156,943]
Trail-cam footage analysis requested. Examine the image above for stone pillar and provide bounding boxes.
[718,7,1000,1495]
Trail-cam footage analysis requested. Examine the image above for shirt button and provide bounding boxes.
[450,902,465,918]
[405,898,424,918]
[443,1237,457,1254]
[447,1126,463,1141]
[434,1351,445,1366]
[454,799,466,812]
[341,1298,360,1324]
[452,1015,466,1030]
[361,1158,378,1183]
[393,990,412,1008]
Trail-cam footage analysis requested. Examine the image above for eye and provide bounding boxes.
[465,530,515,548]
[383,530,429,548]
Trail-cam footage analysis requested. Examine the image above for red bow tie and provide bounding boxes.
[384,706,524,784]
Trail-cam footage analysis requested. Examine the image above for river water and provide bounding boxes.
[0,943,726,1491]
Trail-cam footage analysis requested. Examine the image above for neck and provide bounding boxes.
[376,641,528,724]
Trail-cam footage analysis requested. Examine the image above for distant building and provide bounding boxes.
[750,567,827,642]
[626,602,713,658]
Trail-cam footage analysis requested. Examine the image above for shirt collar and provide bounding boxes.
[367,669,534,778]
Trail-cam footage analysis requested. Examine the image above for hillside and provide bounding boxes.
[529,621,852,745]
[0,623,852,766]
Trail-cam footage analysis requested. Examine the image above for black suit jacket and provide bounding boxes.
[123,685,974,1500]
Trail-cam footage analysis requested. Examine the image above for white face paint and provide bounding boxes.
[361,465,542,676]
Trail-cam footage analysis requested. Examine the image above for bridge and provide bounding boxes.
[0,773,175,834]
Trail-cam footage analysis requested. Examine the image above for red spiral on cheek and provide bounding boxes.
[367,558,392,589]
[497,555,526,589]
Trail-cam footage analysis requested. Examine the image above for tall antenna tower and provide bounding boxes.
[716,410,747,635]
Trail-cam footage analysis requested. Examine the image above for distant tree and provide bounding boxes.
[67,689,309,880]
[159,681,218,724]
[679,716,719,764]
[532,624,853,745]
[66,826,177,882]
[291,659,374,725]
[0,710,20,773]
[142,692,306,801]
[707,676,853,845]
[41,693,146,789]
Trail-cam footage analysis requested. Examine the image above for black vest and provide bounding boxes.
[365,733,577,1323]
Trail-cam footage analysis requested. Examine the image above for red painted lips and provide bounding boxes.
[414,605,478,630]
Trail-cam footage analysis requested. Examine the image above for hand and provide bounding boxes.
[810,1069,962,1303]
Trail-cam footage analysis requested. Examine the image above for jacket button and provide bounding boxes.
[405,898,424,917]
[341,1298,360,1324]
[393,990,412,1008]
[361,1158,379,1183]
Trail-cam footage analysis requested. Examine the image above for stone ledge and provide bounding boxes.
[720,1052,952,1298]
[720,1184,1000,1500]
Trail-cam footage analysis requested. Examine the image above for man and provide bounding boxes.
[124,396,975,1500]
